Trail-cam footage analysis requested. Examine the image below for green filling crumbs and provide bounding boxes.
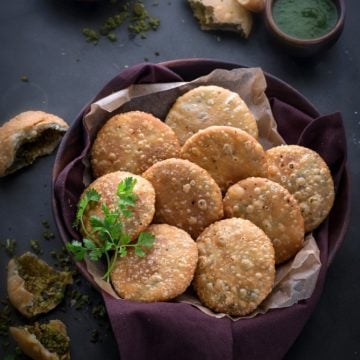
[50,247,76,273]
[25,322,69,356]
[7,128,64,174]
[42,221,55,241]
[0,238,17,257]
[82,28,101,44]
[82,1,160,44]
[29,239,42,255]
[69,290,90,310]
[91,304,107,319]
[0,302,11,338]
[16,253,72,315]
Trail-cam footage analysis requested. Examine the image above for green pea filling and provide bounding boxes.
[8,128,65,174]
[16,253,72,316]
[25,322,69,357]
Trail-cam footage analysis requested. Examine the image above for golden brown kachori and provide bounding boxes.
[266,145,335,232]
[165,85,258,145]
[223,177,304,264]
[110,224,198,302]
[193,218,275,316]
[142,158,223,239]
[180,126,268,193]
[81,171,155,245]
[91,111,180,178]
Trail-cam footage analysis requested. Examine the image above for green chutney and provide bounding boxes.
[272,0,338,39]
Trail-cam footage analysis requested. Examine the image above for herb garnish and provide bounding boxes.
[67,177,155,282]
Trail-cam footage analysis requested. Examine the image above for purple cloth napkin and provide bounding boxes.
[52,60,350,360]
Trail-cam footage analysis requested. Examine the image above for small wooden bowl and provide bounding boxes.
[264,0,346,57]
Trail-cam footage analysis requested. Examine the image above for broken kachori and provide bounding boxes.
[7,252,72,318]
[236,0,265,13]
[10,320,70,360]
[0,111,69,177]
[188,0,253,38]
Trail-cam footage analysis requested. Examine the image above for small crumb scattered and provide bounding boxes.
[29,239,42,255]
[107,32,117,42]
[81,1,160,44]
[90,329,99,343]
[91,304,107,319]
[82,28,100,45]
[0,238,17,257]
[0,301,11,337]
[70,289,90,310]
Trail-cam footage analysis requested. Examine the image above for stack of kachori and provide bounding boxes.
[84,85,335,316]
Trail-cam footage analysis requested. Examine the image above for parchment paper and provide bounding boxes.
[81,67,322,320]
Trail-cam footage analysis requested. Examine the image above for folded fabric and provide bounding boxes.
[52,60,350,360]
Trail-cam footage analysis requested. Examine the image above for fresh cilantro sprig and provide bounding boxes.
[66,177,155,282]
[72,188,100,237]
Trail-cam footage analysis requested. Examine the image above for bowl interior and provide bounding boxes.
[265,0,345,45]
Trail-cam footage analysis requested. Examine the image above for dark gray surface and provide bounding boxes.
[0,0,359,359]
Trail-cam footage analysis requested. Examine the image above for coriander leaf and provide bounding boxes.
[83,238,97,250]
[74,188,100,229]
[89,249,103,261]
[89,215,105,230]
[117,177,137,195]
[101,203,119,225]
[96,204,123,242]
[83,238,103,261]
[87,188,101,202]
[106,222,123,243]
[119,247,127,257]
[137,232,155,248]
[98,231,110,244]
[120,234,131,246]
[97,205,123,241]
[121,209,133,218]
[135,247,146,257]
[117,177,138,215]
[66,241,87,261]
[104,240,115,252]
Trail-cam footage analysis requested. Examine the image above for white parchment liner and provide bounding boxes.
[82,68,322,320]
